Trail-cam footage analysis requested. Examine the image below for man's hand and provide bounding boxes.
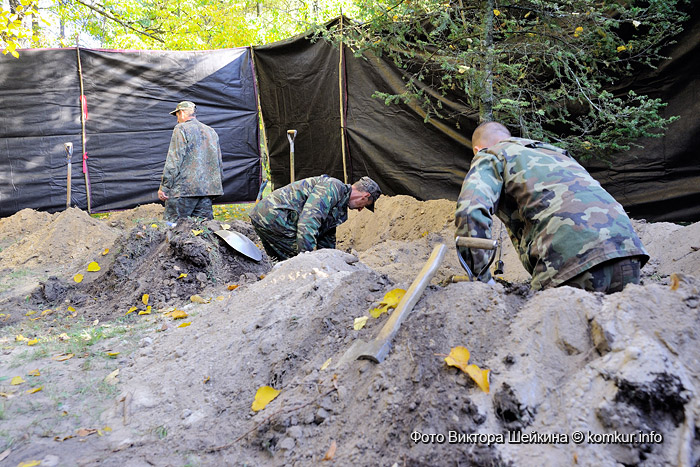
[158,189,168,202]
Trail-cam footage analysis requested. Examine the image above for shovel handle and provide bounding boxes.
[455,236,497,250]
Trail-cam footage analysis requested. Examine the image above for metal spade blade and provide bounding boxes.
[214,229,262,262]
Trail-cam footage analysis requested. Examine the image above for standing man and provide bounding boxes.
[158,101,224,223]
[250,175,382,261]
[456,121,649,293]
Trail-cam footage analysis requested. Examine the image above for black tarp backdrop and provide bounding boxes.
[584,3,700,222]
[254,35,345,185]
[255,16,700,222]
[0,48,84,216]
[0,47,261,217]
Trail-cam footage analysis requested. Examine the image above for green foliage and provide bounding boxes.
[5,0,358,52]
[323,0,690,161]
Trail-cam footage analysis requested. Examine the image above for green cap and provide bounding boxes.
[169,101,196,115]
[354,176,382,212]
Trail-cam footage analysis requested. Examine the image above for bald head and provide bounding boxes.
[471,122,511,155]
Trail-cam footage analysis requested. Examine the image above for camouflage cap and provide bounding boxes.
[354,176,382,212]
[169,101,196,115]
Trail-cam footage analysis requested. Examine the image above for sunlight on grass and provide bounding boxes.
[213,203,256,222]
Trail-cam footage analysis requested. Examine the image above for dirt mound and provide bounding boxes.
[1,199,700,467]
[24,218,273,324]
[0,208,54,251]
[104,204,164,229]
[338,195,456,251]
[0,207,119,274]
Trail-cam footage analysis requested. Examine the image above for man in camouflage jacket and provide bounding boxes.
[158,101,224,223]
[250,175,381,261]
[456,121,649,293]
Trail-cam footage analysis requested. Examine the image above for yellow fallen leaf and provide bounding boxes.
[15,334,27,342]
[106,351,120,357]
[26,386,43,394]
[28,369,40,376]
[11,376,25,385]
[27,338,39,346]
[252,385,281,412]
[151,223,158,228]
[26,310,37,316]
[171,310,188,320]
[203,376,211,384]
[444,345,490,393]
[103,426,112,432]
[493,9,500,16]
[74,273,84,283]
[227,284,239,290]
[17,460,41,467]
[465,364,490,393]
[29,317,41,321]
[320,358,332,371]
[52,353,74,361]
[102,248,109,255]
[67,306,76,312]
[58,333,70,341]
[369,289,406,318]
[41,308,53,316]
[105,369,119,385]
[142,294,149,305]
[191,229,203,236]
[354,316,369,330]
[323,440,337,461]
[178,322,191,328]
[190,295,208,304]
[87,261,101,272]
[76,428,98,437]
[178,273,188,279]
[444,345,471,370]
[216,296,224,301]
[670,273,680,291]
[138,306,152,315]
[126,306,138,315]
[617,45,627,52]
[258,274,266,280]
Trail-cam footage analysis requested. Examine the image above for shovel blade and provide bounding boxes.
[214,230,262,262]
[337,338,392,366]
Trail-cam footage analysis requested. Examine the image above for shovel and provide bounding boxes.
[214,229,262,262]
[338,243,447,365]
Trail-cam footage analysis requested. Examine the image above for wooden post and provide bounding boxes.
[76,45,92,213]
[338,15,348,184]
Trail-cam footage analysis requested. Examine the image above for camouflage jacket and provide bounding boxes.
[160,118,224,198]
[250,175,352,254]
[455,137,649,289]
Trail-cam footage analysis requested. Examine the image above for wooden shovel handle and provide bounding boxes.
[455,236,497,250]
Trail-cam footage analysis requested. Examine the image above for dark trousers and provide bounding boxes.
[562,257,642,294]
[164,196,214,222]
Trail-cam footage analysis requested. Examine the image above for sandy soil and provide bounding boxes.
[0,196,699,466]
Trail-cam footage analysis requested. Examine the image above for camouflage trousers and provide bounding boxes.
[250,221,298,261]
[562,257,642,294]
[164,196,214,222]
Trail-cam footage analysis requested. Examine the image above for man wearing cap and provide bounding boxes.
[158,101,224,223]
[250,175,381,261]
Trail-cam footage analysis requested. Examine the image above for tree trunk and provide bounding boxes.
[479,0,495,123]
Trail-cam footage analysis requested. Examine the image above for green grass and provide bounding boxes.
[213,203,256,222]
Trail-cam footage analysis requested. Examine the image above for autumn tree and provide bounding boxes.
[326,0,690,160]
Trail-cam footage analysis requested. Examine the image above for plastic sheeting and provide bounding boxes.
[0,47,260,217]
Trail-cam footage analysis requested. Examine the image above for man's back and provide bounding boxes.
[164,118,223,197]
[457,137,648,289]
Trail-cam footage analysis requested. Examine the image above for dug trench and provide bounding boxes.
[0,196,699,466]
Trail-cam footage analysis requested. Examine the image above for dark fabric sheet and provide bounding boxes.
[0,47,261,217]
[254,36,345,186]
[0,49,84,216]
